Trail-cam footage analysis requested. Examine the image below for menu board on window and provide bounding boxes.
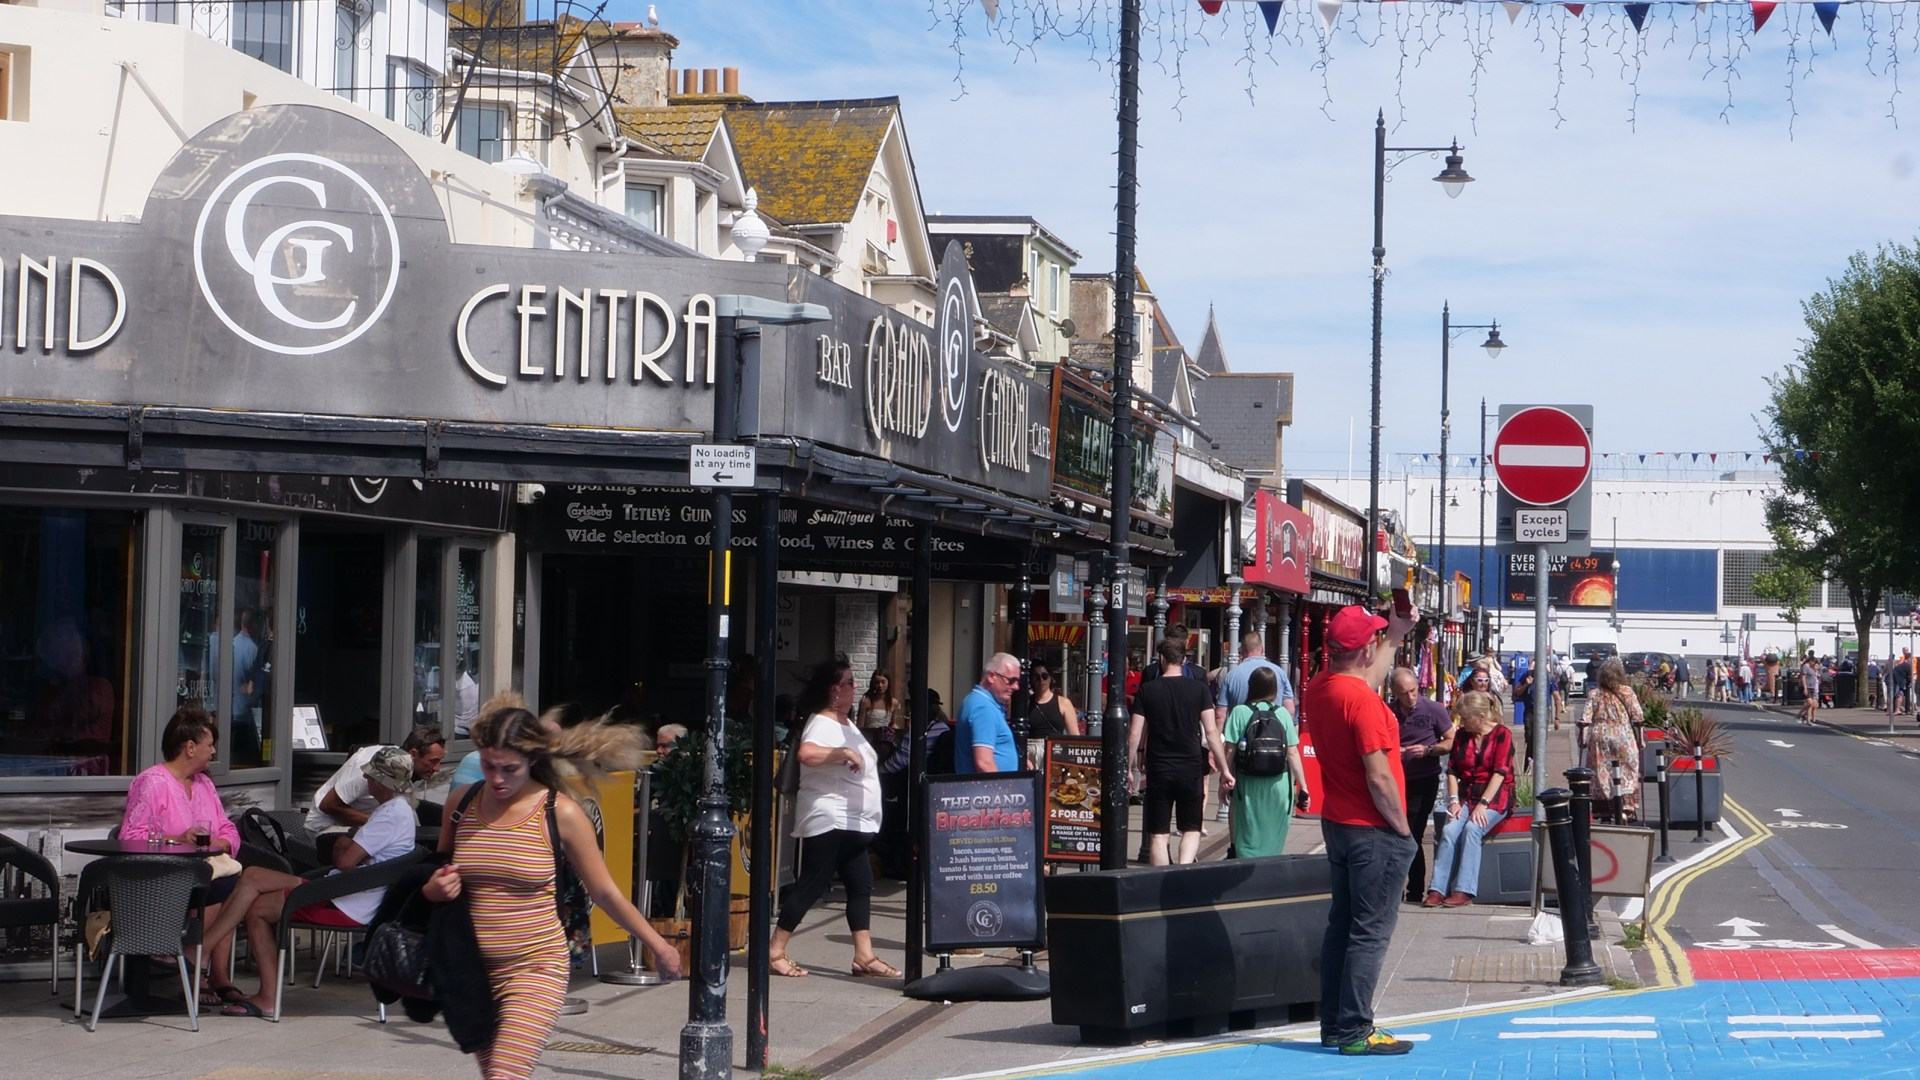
[1041,737,1103,864]
[290,706,327,751]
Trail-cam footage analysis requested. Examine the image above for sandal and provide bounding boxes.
[201,984,246,1008]
[221,999,269,1020]
[769,955,809,978]
[851,956,901,979]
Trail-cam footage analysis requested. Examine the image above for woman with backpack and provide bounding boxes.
[1422,691,1515,907]
[1222,667,1308,858]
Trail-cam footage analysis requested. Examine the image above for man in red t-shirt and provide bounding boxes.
[1301,603,1418,1057]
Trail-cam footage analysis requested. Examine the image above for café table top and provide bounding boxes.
[64,837,221,858]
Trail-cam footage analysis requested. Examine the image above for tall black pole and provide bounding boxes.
[1011,553,1034,764]
[904,522,933,980]
[682,316,743,1080]
[1438,303,1451,645]
[1100,0,1141,872]
[745,490,779,1071]
[1367,109,1387,600]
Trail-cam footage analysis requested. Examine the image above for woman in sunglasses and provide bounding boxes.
[1025,664,1081,767]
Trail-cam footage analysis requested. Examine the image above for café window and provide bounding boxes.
[413,538,487,739]
[0,507,139,778]
[229,520,280,768]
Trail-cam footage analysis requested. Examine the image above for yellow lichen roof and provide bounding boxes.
[722,100,898,227]
[615,105,725,162]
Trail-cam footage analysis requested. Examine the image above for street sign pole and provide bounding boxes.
[1534,542,1550,798]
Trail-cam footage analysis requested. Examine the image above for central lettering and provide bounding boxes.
[456,283,717,389]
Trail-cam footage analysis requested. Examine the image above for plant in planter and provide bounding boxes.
[649,734,757,957]
[1665,706,1731,760]
[1660,706,1728,828]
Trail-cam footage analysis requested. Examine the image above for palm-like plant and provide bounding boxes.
[1665,706,1731,761]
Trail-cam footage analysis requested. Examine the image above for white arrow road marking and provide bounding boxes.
[1720,917,1766,938]
[1511,1016,1658,1025]
[1817,924,1882,949]
[1766,739,1795,748]
[1773,808,1804,818]
[1728,1030,1884,1040]
[1728,1015,1881,1025]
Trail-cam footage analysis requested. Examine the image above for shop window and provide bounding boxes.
[412,539,486,738]
[293,529,385,753]
[233,0,297,75]
[0,508,138,777]
[453,547,484,738]
[413,540,443,727]
[176,522,225,729]
[456,103,509,163]
[229,520,278,768]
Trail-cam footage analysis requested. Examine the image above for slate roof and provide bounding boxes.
[723,100,898,227]
[977,293,1033,341]
[1194,304,1229,375]
[1150,345,1188,407]
[615,105,724,161]
[1194,373,1293,474]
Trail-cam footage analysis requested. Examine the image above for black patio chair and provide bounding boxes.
[270,849,431,1022]
[236,808,322,874]
[83,856,211,1032]
[0,834,62,993]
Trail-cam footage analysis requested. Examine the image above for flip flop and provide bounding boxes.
[221,999,269,1019]
[201,984,246,1008]
[769,956,809,978]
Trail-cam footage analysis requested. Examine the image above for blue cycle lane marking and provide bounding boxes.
[1046,979,1920,1079]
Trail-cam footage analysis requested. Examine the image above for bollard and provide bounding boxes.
[1564,767,1599,939]
[1539,789,1604,986]
[1690,743,1710,843]
[1654,744,1674,864]
[1606,758,1625,825]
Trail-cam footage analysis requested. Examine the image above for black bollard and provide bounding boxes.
[1690,743,1710,843]
[1654,744,1674,864]
[1564,767,1599,939]
[1538,788,1604,986]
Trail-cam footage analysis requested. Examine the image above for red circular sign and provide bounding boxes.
[1493,406,1592,506]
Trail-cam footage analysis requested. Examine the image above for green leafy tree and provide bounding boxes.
[1764,239,1920,669]
[1752,555,1819,659]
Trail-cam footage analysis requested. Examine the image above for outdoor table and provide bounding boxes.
[66,838,219,1019]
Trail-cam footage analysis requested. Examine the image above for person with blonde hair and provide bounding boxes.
[424,693,681,1080]
[1422,691,1515,908]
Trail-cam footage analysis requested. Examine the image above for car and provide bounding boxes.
[1568,640,1618,697]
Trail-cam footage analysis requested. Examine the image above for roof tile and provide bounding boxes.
[722,100,898,226]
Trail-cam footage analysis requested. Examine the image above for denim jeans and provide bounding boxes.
[1320,822,1417,1045]
[1428,806,1509,897]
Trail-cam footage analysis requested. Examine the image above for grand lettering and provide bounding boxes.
[864,314,933,449]
[456,283,716,389]
[2,254,126,354]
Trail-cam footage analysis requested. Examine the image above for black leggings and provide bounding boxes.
[777,829,875,934]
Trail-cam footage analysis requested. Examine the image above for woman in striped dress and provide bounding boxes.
[425,696,682,1080]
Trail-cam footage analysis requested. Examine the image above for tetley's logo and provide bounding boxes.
[192,153,400,356]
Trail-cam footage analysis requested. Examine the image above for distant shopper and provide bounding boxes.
[1674,655,1692,699]
[1129,637,1233,865]
[1736,658,1754,703]
[1390,667,1454,904]
[1024,663,1080,768]
[1303,604,1419,1057]
[1222,667,1307,858]
[859,671,898,737]
[1798,653,1821,724]
[955,653,1021,773]
[1583,658,1645,822]
[1423,691,1515,908]
[1895,650,1913,714]
[1218,631,1297,716]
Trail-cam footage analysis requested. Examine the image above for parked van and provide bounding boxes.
[1568,632,1620,697]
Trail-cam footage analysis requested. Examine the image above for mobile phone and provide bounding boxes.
[1391,587,1413,620]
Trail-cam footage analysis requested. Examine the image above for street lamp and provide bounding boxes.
[1437,304,1507,654]
[1367,109,1476,598]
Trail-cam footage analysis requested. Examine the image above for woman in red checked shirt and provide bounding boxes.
[1421,691,1515,908]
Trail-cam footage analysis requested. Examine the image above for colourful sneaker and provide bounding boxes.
[1339,1029,1414,1056]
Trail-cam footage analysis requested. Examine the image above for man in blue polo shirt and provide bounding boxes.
[955,652,1021,773]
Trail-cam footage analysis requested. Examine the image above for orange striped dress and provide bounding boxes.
[456,794,570,1080]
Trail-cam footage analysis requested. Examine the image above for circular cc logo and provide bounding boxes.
[192,153,400,356]
[937,273,971,434]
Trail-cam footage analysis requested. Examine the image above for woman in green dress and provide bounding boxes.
[1224,667,1310,858]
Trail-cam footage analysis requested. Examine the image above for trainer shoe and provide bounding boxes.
[1339,1029,1415,1056]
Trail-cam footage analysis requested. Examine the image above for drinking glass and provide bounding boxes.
[193,818,212,851]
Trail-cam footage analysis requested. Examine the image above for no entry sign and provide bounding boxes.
[1494,406,1593,506]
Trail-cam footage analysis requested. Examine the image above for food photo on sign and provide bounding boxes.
[1042,738,1103,864]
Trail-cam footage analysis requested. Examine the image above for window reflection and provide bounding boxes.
[231,520,277,767]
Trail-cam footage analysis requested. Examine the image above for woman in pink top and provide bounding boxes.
[120,706,247,1005]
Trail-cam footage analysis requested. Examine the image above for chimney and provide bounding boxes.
[681,68,697,96]
[701,68,718,94]
[723,67,739,95]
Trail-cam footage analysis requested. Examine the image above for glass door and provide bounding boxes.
[175,519,231,769]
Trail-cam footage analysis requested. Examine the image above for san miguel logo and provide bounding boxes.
[192,153,400,356]
[934,242,975,435]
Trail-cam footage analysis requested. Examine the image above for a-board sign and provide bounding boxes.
[290,705,327,751]
[925,772,1045,952]
[1538,824,1656,901]
[1040,737,1103,863]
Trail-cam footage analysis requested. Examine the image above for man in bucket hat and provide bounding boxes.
[199,746,422,1019]
[1304,603,1420,1056]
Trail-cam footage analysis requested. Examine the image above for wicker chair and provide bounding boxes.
[269,849,430,1022]
[83,856,211,1032]
[0,835,61,992]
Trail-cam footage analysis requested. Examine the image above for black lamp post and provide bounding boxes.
[1437,303,1505,658]
[1367,111,1474,598]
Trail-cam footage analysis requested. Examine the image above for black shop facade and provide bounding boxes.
[0,103,1077,841]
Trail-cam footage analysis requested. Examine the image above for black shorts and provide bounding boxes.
[1143,773,1206,835]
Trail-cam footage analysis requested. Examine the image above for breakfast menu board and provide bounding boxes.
[925,772,1044,951]
[1041,737,1103,863]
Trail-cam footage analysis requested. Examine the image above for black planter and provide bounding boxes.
[1044,854,1329,1044]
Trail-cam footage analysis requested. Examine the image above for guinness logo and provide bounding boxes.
[192,153,400,356]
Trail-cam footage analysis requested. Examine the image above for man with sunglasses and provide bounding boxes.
[956,653,1022,774]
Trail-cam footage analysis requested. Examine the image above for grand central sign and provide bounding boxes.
[0,105,1052,503]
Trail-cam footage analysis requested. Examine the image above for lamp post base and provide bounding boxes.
[679,1022,734,1080]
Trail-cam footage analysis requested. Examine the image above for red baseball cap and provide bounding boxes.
[1327,605,1389,650]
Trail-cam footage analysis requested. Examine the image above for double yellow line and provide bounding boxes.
[1642,796,1774,988]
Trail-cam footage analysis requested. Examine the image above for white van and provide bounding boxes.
[1567,633,1620,697]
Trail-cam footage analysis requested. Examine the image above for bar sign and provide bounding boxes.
[1515,507,1569,543]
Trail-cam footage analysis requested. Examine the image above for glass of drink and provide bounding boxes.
[193,818,212,852]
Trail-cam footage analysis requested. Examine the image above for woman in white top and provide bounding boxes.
[769,657,895,979]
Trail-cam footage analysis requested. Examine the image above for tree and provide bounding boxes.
[1763,239,1920,671]
[1753,555,1819,659]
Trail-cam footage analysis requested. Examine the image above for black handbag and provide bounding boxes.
[364,918,432,1000]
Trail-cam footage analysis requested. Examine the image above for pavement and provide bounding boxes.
[0,703,1739,1080]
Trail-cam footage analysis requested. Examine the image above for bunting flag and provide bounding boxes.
[1564,3,1585,15]
[1638,453,1647,463]
[1762,454,1772,463]
[1625,3,1649,29]
[1502,1,1525,21]
[982,0,999,20]
[1814,1,1838,33]
[1316,0,1342,32]
[1752,0,1776,29]
[1200,0,1224,14]
[1710,453,1718,463]
[1258,0,1284,33]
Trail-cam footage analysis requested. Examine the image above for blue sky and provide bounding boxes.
[640,1,1919,476]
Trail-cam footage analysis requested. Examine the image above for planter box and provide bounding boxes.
[1640,731,1667,782]
[1660,762,1723,828]
[1045,854,1328,1044]
[1475,813,1537,905]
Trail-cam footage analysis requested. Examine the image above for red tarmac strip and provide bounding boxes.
[1689,948,1920,981]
